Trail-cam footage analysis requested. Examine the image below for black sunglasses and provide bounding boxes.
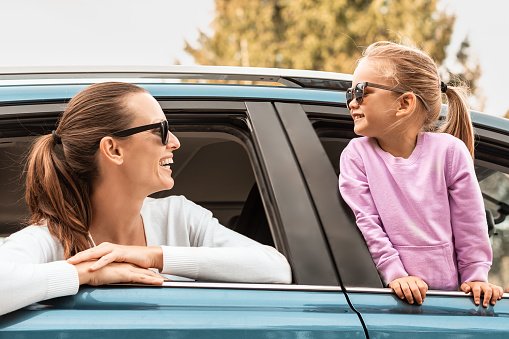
[111,120,169,145]
[346,82,430,112]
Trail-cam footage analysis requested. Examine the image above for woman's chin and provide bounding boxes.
[157,167,175,189]
[159,177,175,191]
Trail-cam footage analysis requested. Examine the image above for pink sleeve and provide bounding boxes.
[447,143,492,283]
[339,146,408,285]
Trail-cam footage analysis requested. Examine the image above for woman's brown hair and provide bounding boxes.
[25,82,149,258]
[360,41,475,158]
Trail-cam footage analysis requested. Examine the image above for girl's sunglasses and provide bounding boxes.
[346,82,430,112]
[111,120,170,145]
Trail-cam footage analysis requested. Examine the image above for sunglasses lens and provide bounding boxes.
[346,88,353,107]
[355,84,364,105]
[161,120,169,145]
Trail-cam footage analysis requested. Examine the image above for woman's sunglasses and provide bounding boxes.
[346,81,430,112]
[111,120,170,145]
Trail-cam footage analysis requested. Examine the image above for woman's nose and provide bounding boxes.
[167,132,180,150]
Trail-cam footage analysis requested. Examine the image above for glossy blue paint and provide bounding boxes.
[347,290,509,338]
[0,286,365,338]
[0,83,345,105]
[1,83,507,136]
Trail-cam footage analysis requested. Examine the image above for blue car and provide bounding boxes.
[0,66,508,338]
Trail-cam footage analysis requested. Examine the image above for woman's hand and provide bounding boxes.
[74,261,164,286]
[461,281,503,307]
[68,242,163,272]
[389,276,428,305]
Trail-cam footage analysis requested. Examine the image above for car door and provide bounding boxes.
[275,101,509,337]
[0,90,367,338]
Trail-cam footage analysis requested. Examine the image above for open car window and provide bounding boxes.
[308,113,509,291]
[477,165,509,288]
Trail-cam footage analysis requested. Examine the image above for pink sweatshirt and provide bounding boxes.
[339,132,492,290]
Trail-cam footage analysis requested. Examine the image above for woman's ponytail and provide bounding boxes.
[440,85,475,159]
[24,82,148,258]
[25,133,91,258]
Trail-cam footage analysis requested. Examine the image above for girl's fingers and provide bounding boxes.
[471,284,482,306]
[495,285,503,300]
[408,280,422,305]
[491,286,501,305]
[460,282,471,294]
[400,282,414,304]
[390,282,405,300]
[417,280,428,302]
[481,285,492,307]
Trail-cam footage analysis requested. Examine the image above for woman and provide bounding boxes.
[0,82,291,315]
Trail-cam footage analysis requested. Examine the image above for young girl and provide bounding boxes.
[339,41,503,307]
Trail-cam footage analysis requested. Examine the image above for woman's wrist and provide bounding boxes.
[74,262,92,285]
[150,246,164,272]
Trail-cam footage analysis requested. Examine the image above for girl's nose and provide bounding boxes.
[167,132,180,150]
[349,97,359,110]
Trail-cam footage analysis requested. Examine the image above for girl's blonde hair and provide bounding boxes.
[360,41,474,158]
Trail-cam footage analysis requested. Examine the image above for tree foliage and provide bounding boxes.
[185,0,455,74]
[443,37,485,111]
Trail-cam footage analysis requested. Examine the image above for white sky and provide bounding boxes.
[1,0,507,116]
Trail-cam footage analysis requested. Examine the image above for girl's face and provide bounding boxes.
[119,92,180,195]
[349,59,401,139]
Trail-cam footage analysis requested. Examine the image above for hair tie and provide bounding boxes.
[440,81,448,93]
[52,130,61,145]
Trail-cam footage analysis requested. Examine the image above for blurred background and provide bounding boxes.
[1,0,508,117]
[1,0,509,285]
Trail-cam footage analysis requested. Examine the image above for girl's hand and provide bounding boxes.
[75,261,164,286]
[461,281,503,307]
[389,276,428,305]
[68,242,164,272]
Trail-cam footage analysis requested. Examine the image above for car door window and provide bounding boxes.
[478,166,509,288]
[305,106,509,291]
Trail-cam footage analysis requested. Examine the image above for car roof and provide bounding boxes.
[0,83,345,106]
[0,65,507,134]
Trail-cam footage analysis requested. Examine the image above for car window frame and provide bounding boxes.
[0,98,341,287]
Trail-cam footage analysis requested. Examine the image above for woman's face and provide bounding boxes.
[119,92,180,195]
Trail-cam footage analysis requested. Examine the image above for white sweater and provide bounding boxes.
[0,196,292,315]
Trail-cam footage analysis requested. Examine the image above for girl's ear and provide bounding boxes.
[98,137,124,165]
[395,93,417,117]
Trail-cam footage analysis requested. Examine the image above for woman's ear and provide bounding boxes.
[395,93,417,117]
[98,137,124,165]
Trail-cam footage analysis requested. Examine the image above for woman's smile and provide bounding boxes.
[158,156,174,172]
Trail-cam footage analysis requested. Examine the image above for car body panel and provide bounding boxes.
[0,285,365,339]
[347,289,509,338]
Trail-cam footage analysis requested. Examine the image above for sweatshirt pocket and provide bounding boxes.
[393,243,459,290]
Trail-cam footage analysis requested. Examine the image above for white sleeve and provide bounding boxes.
[0,261,79,316]
[0,227,79,315]
[160,198,292,284]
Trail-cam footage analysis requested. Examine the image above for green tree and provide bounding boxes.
[185,0,455,74]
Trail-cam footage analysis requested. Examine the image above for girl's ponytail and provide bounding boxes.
[25,133,91,258]
[441,85,475,159]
